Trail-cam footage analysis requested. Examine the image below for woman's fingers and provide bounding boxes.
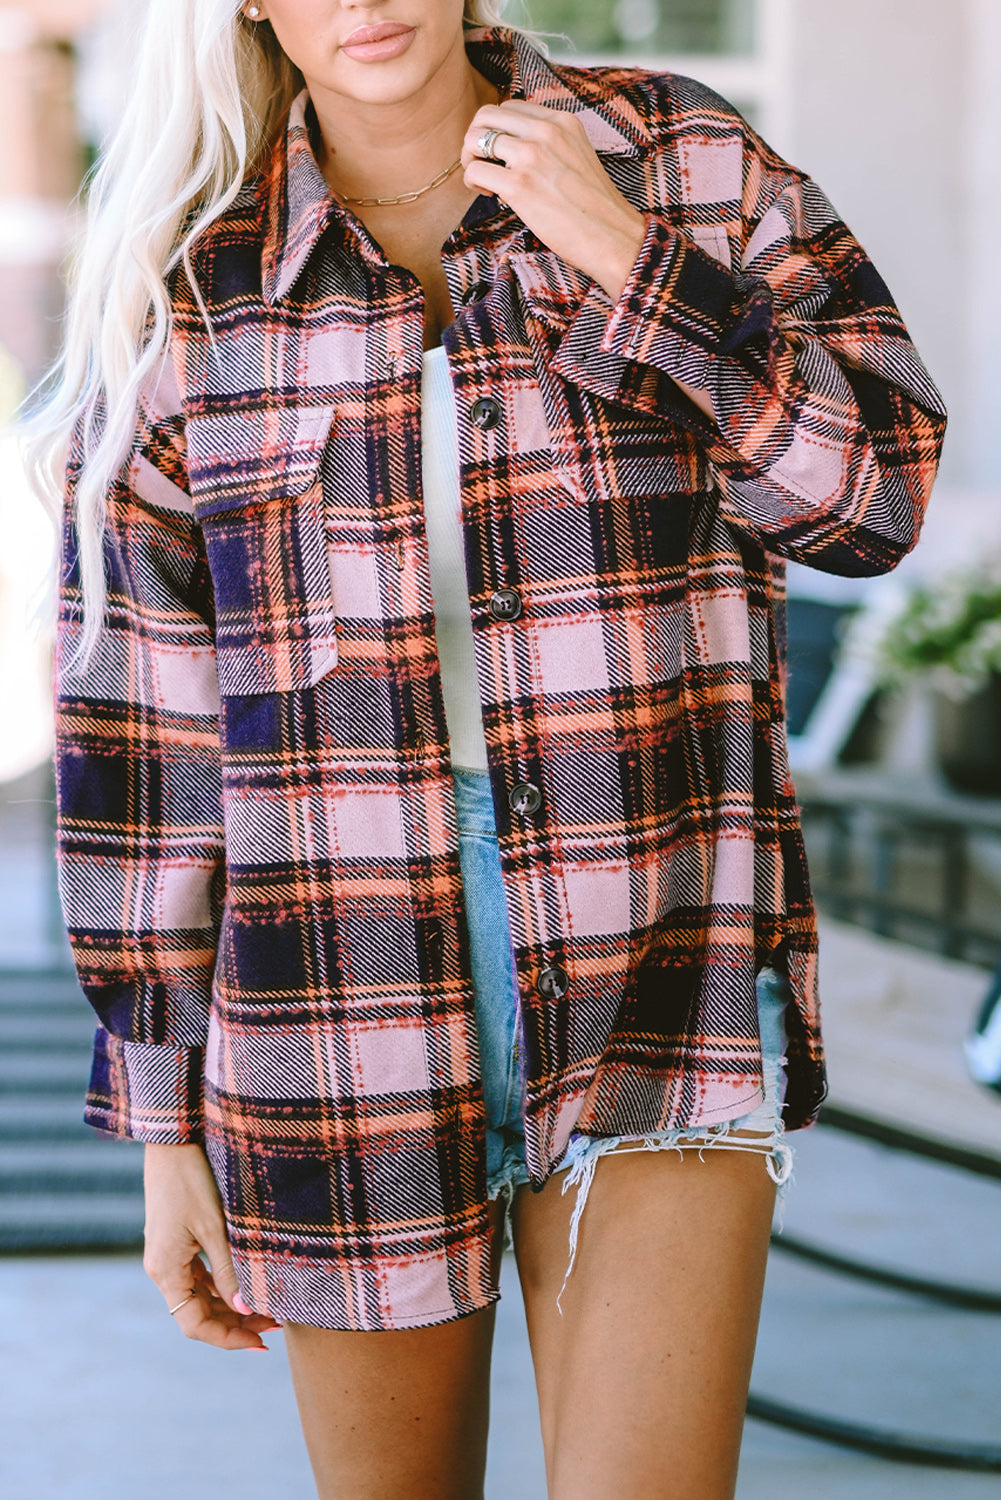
[478,97,569,122]
[197,1216,242,1309]
[160,1255,277,1349]
[461,100,647,301]
[462,156,510,202]
[460,98,586,166]
[189,1241,281,1329]
[142,1142,280,1349]
[193,1229,284,1334]
[169,1258,276,1349]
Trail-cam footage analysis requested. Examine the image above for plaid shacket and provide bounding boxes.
[55,26,947,1330]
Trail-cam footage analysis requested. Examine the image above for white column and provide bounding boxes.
[0,5,77,384]
[756,0,793,155]
[788,0,968,484]
[964,0,1001,489]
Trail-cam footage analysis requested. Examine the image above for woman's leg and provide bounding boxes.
[511,1145,776,1500]
[284,1202,505,1500]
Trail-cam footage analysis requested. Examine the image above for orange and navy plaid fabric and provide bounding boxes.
[54,26,947,1330]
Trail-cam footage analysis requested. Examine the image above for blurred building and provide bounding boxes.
[514,0,997,497]
[0,2,100,384]
[1,0,996,485]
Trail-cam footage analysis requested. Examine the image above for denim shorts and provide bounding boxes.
[453,766,793,1294]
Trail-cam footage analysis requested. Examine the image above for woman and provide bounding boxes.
[38,2,946,1497]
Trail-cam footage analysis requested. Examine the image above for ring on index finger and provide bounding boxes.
[476,128,506,162]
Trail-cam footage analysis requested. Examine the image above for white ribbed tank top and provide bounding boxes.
[420,345,489,772]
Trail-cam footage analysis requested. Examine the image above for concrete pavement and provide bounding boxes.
[2,756,1000,1500]
[2,1117,1000,1499]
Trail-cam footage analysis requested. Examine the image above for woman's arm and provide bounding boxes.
[594,165,947,576]
[55,381,224,1143]
[463,93,946,578]
[55,382,278,1345]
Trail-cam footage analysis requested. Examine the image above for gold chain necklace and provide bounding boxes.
[336,156,464,207]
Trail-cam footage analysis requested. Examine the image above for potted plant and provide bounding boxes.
[871,568,1001,795]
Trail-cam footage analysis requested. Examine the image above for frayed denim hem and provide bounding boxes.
[484,1062,795,1295]
[552,1053,793,1313]
[486,1148,531,1252]
[480,965,794,1296]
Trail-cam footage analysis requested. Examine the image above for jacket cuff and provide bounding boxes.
[84,1027,206,1143]
[598,212,778,395]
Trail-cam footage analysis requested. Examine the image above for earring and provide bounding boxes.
[247,5,261,16]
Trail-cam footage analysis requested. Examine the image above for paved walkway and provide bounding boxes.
[817,918,1001,1159]
[2,838,1000,1498]
[3,1098,1000,1498]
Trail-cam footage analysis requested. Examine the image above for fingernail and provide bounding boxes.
[247,1345,269,1352]
[233,1293,253,1315]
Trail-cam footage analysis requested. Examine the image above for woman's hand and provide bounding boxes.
[461,99,648,302]
[461,99,717,421]
[143,1142,281,1350]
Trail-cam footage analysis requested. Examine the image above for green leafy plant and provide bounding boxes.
[874,568,1001,700]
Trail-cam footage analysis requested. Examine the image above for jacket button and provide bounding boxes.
[470,396,501,429]
[460,279,491,305]
[537,964,570,1000]
[509,781,542,816]
[488,588,522,622]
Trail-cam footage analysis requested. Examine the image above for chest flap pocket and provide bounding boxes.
[186,404,338,697]
[508,251,710,508]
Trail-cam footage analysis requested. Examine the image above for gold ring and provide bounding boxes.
[168,1291,197,1316]
[476,128,504,162]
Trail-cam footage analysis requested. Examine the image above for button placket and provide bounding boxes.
[537,965,570,1000]
[509,781,542,817]
[470,396,501,430]
[488,588,523,622]
[460,279,491,306]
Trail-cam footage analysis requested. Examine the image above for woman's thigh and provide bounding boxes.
[283,1202,505,1500]
[511,1145,776,1500]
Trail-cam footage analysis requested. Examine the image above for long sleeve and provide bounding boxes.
[593,107,947,577]
[54,377,224,1143]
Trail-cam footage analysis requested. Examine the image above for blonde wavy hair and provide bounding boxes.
[28,0,545,661]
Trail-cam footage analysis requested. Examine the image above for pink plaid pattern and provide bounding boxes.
[54,26,946,1330]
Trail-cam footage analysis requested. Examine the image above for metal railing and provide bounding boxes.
[744,767,1001,1470]
[797,768,1001,968]
[748,1107,1001,1472]
[5,763,1001,1469]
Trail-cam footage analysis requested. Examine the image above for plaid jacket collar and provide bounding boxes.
[261,24,651,306]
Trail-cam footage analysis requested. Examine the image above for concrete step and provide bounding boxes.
[0,1051,91,1095]
[0,1080,145,1250]
[0,1094,95,1141]
[0,994,88,1021]
[0,1141,144,1196]
[0,970,84,1009]
[0,1012,94,1051]
[0,1194,144,1252]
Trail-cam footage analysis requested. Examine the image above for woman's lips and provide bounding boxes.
[341,23,415,62]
